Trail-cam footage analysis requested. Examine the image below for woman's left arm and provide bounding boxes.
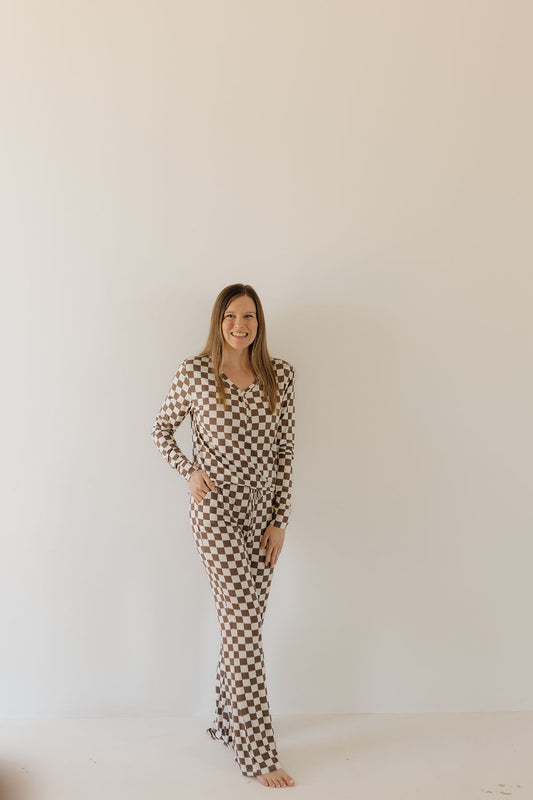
[262,365,295,562]
[261,364,295,565]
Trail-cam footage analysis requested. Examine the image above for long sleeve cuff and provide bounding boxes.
[271,506,291,529]
[181,461,200,481]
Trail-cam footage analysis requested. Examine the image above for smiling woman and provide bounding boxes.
[151,283,296,789]
[220,294,259,388]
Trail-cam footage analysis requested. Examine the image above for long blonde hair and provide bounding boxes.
[198,284,278,413]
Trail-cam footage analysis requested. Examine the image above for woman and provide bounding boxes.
[151,283,296,788]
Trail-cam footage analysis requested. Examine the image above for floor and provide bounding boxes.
[0,712,531,800]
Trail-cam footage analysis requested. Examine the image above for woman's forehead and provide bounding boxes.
[225,296,257,313]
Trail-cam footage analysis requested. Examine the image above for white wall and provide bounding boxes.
[1,0,532,717]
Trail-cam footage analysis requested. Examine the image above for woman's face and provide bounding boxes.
[221,295,258,353]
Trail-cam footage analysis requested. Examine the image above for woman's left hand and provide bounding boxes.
[260,525,286,567]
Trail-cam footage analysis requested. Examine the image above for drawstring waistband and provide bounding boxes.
[215,481,274,518]
[247,486,262,518]
[246,484,274,518]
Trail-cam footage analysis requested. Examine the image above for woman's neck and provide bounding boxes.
[222,347,253,373]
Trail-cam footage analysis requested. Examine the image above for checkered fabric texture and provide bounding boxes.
[151,354,295,529]
[190,483,280,777]
[151,354,295,776]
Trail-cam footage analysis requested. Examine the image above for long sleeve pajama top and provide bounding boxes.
[151,354,295,529]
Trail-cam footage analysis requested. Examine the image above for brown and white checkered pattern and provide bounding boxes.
[151,354,295,776]
[190,482,280,777]
[152,354,295,529]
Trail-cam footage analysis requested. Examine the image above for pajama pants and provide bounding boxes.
[188,481,281,778]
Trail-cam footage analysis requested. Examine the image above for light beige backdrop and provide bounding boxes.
[1,0,532,717]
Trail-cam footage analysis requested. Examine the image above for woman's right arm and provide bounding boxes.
[151,360,200,482]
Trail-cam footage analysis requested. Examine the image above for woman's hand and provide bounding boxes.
[189,469,216,503]
[260,525,286,567]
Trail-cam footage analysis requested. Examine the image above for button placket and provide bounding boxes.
[239,389,251,418]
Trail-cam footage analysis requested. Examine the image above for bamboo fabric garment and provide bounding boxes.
[151,354,295,776]
[151,354,295,529]
[189,481,280,776]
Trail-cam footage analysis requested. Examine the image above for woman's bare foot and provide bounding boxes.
[256,768,295,788]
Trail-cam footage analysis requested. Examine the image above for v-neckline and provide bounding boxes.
[222,371,258,393]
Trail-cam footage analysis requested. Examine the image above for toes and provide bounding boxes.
[281,772,295,787]
[256,768,295,788]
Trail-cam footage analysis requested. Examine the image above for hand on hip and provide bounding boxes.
[189,469,216,503]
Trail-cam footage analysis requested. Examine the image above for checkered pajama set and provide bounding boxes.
[151,354,295,778]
